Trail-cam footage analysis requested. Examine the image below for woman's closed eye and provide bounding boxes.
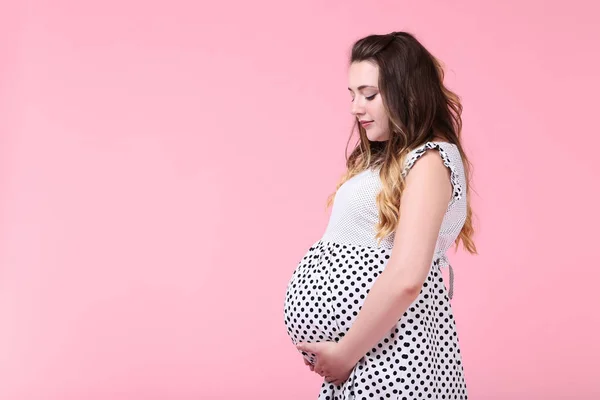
[350,94,377,102]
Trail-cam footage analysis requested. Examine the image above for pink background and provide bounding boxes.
[1,0,599,399]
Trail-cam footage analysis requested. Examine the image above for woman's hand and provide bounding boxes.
[303,357,314,371]
[296,341,356,386]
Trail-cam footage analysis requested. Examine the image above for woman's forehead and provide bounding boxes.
[348,61,379,89]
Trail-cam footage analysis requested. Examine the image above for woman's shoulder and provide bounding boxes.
[409,139,458,152]
[403,140,465,202]
[405,140,458,167]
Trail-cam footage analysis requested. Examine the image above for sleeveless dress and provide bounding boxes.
[283,141,468,400]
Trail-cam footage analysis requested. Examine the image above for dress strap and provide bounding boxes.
[435,254,454,300]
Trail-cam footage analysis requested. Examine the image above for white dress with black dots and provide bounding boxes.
[284,142,469,400]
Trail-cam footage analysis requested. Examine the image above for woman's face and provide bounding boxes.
[348,61,390,141]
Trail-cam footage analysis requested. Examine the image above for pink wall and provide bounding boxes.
[1,0,599,399]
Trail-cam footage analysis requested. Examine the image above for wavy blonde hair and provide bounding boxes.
[326,32,477,254]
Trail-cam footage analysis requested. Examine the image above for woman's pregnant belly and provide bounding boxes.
[283,240,391,364]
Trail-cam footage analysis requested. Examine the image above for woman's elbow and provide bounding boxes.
[396,281,423,299]
[389,269,427,300]
[385,262,429,300]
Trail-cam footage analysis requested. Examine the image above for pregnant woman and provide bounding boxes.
[283,31,477,400]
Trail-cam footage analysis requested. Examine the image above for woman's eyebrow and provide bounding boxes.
[348,85,378,91]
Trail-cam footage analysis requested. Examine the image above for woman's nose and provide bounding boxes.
[351,99,365,116]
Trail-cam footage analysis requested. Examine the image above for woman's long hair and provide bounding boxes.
[326,31,477,254]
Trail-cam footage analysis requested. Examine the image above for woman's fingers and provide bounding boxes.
[302,357,315,371]
[326,377,342,386]
[313,359,328,377]
[323,374,344,386]
[328,379,341,386]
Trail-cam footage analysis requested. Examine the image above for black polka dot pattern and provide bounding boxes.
[284,241,467,399]
[283,142,469,399]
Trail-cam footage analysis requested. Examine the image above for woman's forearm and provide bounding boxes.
[336,266,423,364]
[333,150,451,367]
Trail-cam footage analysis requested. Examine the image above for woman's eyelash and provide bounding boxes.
[351,94,377,102]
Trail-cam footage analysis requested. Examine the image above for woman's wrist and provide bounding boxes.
[336,336,364,366]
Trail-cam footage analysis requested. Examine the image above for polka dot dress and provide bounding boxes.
[284,142,469,400]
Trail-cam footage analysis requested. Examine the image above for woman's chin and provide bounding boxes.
[366,131,389,142]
